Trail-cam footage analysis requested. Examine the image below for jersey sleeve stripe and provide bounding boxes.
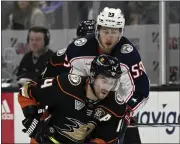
[56,76,85,103]
[50,58,64,66]
[107,138,118,143]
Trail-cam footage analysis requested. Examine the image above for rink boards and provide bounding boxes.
[1,91,180,143]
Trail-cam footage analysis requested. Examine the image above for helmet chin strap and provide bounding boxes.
[85,82,100,107]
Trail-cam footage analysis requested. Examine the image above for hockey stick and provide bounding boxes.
[116,117,128,144]
[128,123,180,127]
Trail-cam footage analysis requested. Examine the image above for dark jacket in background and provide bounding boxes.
[16,49,54,80]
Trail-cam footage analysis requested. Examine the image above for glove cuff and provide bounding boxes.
[26,118,39,136]
[126,104,134,117]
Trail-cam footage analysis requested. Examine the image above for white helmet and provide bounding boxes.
[97,7,125,29]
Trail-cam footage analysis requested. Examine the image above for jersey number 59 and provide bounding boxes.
[132,61,146,78]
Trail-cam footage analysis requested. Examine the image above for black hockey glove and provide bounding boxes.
[22,115,56,143]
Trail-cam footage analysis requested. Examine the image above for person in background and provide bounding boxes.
[38,1,64,29]
[1,1,14,29]
[16,26,54,82]
[8,1,48,30]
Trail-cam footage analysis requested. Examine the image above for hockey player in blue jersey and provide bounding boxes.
[40,7,150,144]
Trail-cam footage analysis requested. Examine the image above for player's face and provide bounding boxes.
[98,27,121,53]
[93,74,117,100]
[29,32,45,53]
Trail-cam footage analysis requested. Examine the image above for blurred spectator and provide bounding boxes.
[168,1,180,23]
[128,2,159,25]
[1,1,14,29]
[78,2,93,21]
[16,26,54,81]
[128,1,180,25]
[38,1,64,28]
[129,13,141,25]
[8,1,48,30]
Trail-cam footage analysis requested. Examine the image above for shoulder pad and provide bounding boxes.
[120,44,134,54]
[68,74,82,86]
[74,38,87,46]
[56,74,87,101]
[66,34,98,60]
[56,48,67,56]
[50,48,67,65]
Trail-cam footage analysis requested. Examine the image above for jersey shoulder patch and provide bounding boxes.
[74,38,87,46]
[56,48,67,56]
[68,74,82,86]
[50,48,67,65]
[120,44,133,54]
[115,91,125,105]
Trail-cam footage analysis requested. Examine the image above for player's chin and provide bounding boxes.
[105,45,113,53]
[101,45,112,53]
[98,93,108,100]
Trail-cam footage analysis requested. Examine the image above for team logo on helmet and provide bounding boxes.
[121,44,133,54]
[68,74,81,86]
[74,38,87,46]
[99,57,105,63]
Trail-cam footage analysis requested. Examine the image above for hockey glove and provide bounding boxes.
[22,115,56,143]
[124,105,134,126]
[117,105,134,144]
